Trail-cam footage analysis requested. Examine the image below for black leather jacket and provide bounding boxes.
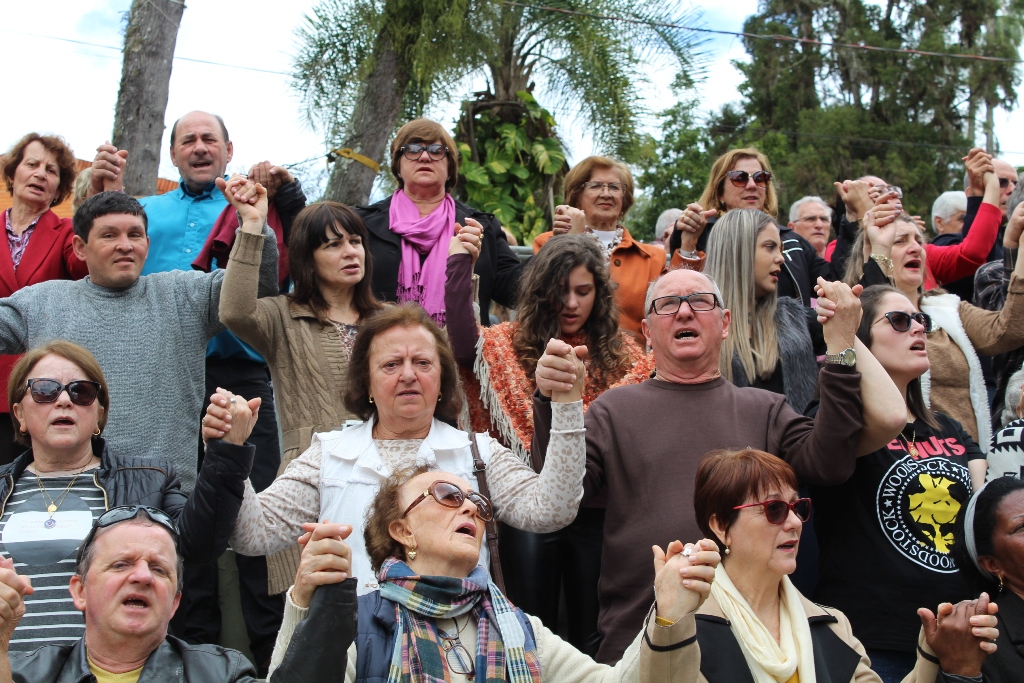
[354,195,523,324]
[0,438,254,563]
[9,634,258,682]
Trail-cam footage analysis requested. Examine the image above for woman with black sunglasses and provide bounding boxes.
[352,118,522,327]
[807,284,992,682]
[849,163,1024,451]
[692,447,998,683]
[0,340,251,652]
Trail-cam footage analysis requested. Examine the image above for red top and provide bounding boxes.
[0,210,89,413]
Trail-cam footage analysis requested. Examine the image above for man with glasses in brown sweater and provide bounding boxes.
[530,268,907,663]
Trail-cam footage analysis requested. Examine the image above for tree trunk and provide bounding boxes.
[323,31,410,205]
[112,0,185,197]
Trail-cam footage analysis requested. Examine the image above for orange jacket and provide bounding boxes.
[532,229,666,338]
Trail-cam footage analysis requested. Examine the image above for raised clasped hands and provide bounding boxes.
[919,592,999,677]
[200,388,261,445]
[814,278,862,351]
[652,538,720,624]
[963,148,995,197]
[675,204,716,253]
[247,161,294,203]
[449,218,483,266]
[89,141,128,196]
[553,205,588,236]
[216,174,268,229]
[0,556,32,653]
[535,338,586,403]
[292,521,353,609]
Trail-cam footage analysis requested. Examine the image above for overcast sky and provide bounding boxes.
[2,0,1022,200]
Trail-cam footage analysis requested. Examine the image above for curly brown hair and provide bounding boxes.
[513,235,629,378]
[364,465,434,572]
[2,133,78,208]
[343,304,463,422]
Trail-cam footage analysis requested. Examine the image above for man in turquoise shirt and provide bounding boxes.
[93,111,290,676]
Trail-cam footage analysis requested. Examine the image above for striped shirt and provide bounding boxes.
[0,473,105,650]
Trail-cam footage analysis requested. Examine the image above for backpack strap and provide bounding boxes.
[469,432,506,593]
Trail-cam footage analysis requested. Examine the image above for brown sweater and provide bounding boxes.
[532,365,863,664]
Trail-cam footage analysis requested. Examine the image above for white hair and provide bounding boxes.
[931,191,967,228]
[645,271,724,319]
[788,196,831,224]
[656,208,683,238]
[1002,364,1024,428]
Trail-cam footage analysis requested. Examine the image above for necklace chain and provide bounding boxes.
[900,423,918,458]
[34,463,91,519]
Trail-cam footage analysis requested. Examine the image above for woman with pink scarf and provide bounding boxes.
[354,119,523,340]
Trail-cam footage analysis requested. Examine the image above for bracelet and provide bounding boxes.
[677,249,698,260]
[870,253,894,272]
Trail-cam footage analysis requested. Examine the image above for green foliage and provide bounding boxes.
[454,91,567,245]
[634,0,1023,229]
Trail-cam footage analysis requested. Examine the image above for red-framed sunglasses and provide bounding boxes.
[733,498,811,524]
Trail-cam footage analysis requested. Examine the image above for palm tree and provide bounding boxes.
[294,0,706,204]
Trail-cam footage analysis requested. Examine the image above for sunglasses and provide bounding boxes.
[999,177,1016,190]
[733,498,812,524]
[400,142,448,161]
[878,311,932,333]
[402,480,493,522]
[77,506,180,565]
[725,170,772,188]
[25,378,101,406]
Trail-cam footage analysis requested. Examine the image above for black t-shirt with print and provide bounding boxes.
[810,412,985,653]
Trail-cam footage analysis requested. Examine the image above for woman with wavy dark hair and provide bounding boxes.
[471,234,654,656]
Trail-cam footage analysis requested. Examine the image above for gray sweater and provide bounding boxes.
[0,229,277,491]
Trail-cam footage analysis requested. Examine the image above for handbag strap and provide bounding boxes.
[468,432,506,593]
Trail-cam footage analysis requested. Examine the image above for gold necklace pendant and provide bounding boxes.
[46,504,57,514]
[908,443,919,458]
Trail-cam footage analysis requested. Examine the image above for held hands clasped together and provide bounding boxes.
[216,174,268,233]
[534,338,586,402]
[201,388,261,445]
[652,539,720,624]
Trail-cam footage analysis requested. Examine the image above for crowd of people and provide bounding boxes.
[0,112,1019,683]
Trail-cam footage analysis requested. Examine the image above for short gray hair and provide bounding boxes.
[931,191,967,228]
[788,196,831,224]
[1002,364,1024,428]
[1007,175,1024,220]
[645,271,724,319]
[656,209,683,238]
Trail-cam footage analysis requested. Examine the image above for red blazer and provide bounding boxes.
[0,210,89,412]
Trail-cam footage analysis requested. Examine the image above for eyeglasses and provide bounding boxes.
[648,293,720,315]
[402,480,493,522]
[438,628,476,676]
[400,142,448,161]
[733,498,812,524]
[24,379,102,406]
[999,177,1017,190]
[725,170,771,188]
[77,506,180,566]
[582,181,623,194]
[877,311,932,333]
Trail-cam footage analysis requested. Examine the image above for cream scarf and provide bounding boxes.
[710,565,816,683]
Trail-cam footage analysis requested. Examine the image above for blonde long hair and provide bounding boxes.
[705,209,779,382]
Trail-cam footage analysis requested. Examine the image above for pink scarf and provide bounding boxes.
[389,189,456,325]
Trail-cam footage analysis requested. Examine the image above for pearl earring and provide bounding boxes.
[369,396,374,404]
[724,546,730,555]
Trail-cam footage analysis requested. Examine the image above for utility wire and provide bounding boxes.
[0,29,291,76]
[505,1,1024,64]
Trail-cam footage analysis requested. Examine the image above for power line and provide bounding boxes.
[505,1,1024,64]
[0,29,291,76]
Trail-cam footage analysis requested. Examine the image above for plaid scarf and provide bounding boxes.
[378,558,541,683]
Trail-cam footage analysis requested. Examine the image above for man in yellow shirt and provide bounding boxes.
[0,506,260,683]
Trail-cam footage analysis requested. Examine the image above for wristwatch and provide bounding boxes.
[824,348,857,366]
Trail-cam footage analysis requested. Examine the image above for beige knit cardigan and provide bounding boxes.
[220,245,357,592]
